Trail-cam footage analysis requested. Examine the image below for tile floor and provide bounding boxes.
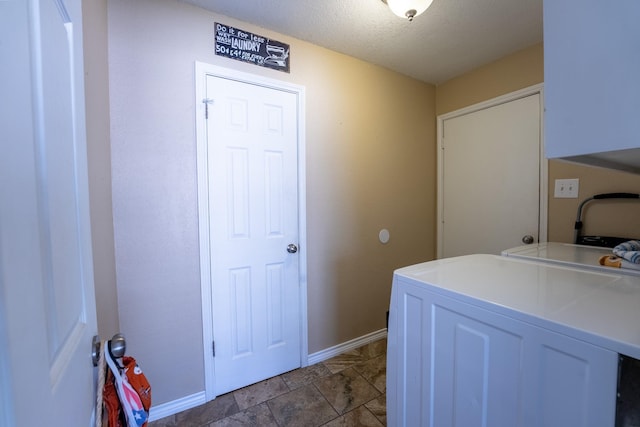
[149,338,387,427]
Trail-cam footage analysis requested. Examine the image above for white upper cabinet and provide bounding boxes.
[544,0,640,173]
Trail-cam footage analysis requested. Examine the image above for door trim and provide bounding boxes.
[194,62,308,401]
[436,84,547,259]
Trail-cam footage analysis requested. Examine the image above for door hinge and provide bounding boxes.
[212,340,215,357]
[202,98,214,119]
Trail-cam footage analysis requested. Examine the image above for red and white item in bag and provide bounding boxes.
[104,347,151,427]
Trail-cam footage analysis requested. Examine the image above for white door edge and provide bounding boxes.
[194,62,308,401]
[436,84,547,259]
[0,296,14,427]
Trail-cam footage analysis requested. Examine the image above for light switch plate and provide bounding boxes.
[554,178,579,198]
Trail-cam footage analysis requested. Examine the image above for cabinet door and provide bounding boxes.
[544,0,640,167]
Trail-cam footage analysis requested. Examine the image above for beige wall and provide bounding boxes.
[83,0,119,339]
[436,43,544,116]
[89,3,640,409]
[107,0,435,405]
[436,42,640,245]
[548,162,640,243]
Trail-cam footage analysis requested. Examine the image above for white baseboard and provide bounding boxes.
[148,329,387,422]
[307,328,387,366]
[147,391,206,423]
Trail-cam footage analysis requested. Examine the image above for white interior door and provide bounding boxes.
[438,88,545,258]
[199,71,304,396]
[1,0,98,426]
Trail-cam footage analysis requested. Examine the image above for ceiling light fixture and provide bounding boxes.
[382,0,434,21]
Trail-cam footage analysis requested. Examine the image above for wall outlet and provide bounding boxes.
[554,178,579,198]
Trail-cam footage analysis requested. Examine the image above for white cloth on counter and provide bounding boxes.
[613,240,640,264]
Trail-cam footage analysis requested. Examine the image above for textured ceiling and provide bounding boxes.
[181,0,543,85]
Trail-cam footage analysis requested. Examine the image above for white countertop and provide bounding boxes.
[395,254,640,358]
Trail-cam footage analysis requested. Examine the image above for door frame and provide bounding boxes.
[194,62,308,401]
[436,84,548,259]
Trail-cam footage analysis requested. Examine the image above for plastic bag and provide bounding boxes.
[104,348,151,427]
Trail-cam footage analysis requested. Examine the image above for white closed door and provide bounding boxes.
[1,0,98,426]
[439,92,543,258]
[204,75,301,395]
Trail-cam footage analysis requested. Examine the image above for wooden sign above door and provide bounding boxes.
[215,22,290,73]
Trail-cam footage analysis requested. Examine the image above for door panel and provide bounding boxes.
[440,92,542,258]
[1,0,98,425]
[206,75,301,395]
[39,0,88,380]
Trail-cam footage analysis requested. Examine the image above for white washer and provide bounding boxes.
[502,242,640,276]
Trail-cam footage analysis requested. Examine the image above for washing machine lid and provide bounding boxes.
[502,242,640,276]
[394,254,640,358]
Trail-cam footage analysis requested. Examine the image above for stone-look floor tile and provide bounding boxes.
[315,368,381,415]
[267,384,338,427]
[364,395,387,426]
[324,340,387,374]
[324,350,368,374]
[148,414,177,427]
[150,339,388,427]
[173,393,240,426]
[322,406,385,427]
[281,363,332,390]
[358,339,387,360]
[209,402,278,427]
[353,355,386,393]
[233,376,289,410]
